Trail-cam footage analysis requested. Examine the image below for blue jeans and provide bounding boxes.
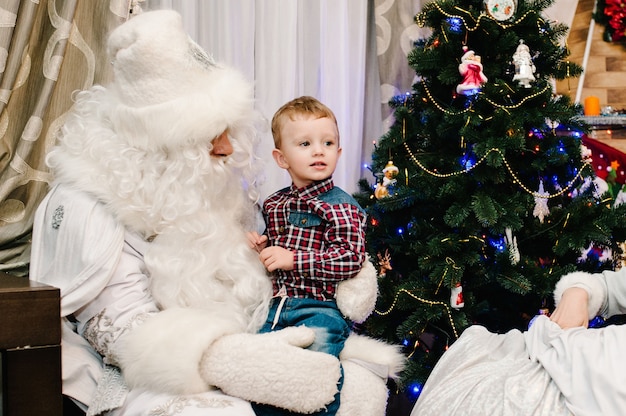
[251,297,350,416]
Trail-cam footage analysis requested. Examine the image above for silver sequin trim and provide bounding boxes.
[149,395,235,416]
[83,310,155,366]
[52,205,64,229]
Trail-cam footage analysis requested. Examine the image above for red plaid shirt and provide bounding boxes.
[262,177,367,301]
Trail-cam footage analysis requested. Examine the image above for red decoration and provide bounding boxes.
[450,283,464,309]
[583,135,626,184]
[597,0,626,42]
[606,0,626,41]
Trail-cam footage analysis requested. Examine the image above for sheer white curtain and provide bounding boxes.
[144,0,375,199]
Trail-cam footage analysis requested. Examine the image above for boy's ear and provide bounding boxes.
[272,149,289,169]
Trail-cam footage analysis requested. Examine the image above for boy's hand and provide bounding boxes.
[246,231,268,253]
[259,246,294,272]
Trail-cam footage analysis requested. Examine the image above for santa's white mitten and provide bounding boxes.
[201,326,341,413]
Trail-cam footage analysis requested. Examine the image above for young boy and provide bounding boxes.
[248,96,367,415]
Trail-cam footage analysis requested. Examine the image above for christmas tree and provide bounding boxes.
[355,0,626,399]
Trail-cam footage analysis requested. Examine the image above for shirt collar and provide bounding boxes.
[288,177,334,199]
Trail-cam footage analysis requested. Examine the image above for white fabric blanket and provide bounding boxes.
[411,324,571,416]
[412,314,626,416]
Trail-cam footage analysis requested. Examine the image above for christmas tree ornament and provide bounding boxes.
[446,17,464,34]
[374,183,389,199]
[578,242,612,263]
[545,118,560,130]
[533,180,550,223]
[485,0,516,21]
[375,161,399,199]
[505,227,520,264]
[580,144,593,163]
[383,160,399,185]
[588,315,606,328]
[450,283,464,309]
[456,47,488,96]
[377,250,393,277]
[512,41,536,88]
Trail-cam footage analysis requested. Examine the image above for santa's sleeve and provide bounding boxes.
[30,184,125,317]
[30,184,127,405]
[525,315,626,415]
[69,225,244,396]
[522,268,626,414]
[553,268,626,320]
[30,184,240,396]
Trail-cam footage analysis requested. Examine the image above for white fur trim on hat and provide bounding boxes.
[106,10,254,150]
[553,271,607,320]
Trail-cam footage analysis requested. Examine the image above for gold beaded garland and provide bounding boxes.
[375,288,459,339]
[417,3,539,31]
[403,142,593,199]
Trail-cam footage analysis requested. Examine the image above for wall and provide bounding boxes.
[556,0,626,111]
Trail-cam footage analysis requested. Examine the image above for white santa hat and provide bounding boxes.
[106,9,254,151]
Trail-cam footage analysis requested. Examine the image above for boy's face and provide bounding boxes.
[272,115,341,188]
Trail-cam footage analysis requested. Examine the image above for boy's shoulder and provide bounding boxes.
[265,185,364,214]
[319,186,364,213]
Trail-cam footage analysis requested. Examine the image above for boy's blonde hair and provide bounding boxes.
[271,96,339,149]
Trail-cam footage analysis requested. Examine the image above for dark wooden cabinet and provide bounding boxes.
[0,272,62,416]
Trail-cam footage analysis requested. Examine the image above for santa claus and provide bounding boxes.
[29,9,404,416]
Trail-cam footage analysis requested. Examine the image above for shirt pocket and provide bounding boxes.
[288,211,322,228]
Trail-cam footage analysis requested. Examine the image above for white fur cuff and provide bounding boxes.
[340,333,405,380]
[336,259,378,323]
[116,307,244,395]
[553,271,607,319]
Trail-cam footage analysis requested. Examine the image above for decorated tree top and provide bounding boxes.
[355,0,626,397]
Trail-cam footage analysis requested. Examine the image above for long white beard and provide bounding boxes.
[143,160,272,332]
[48,86,272,333]
[146,221,272,333]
